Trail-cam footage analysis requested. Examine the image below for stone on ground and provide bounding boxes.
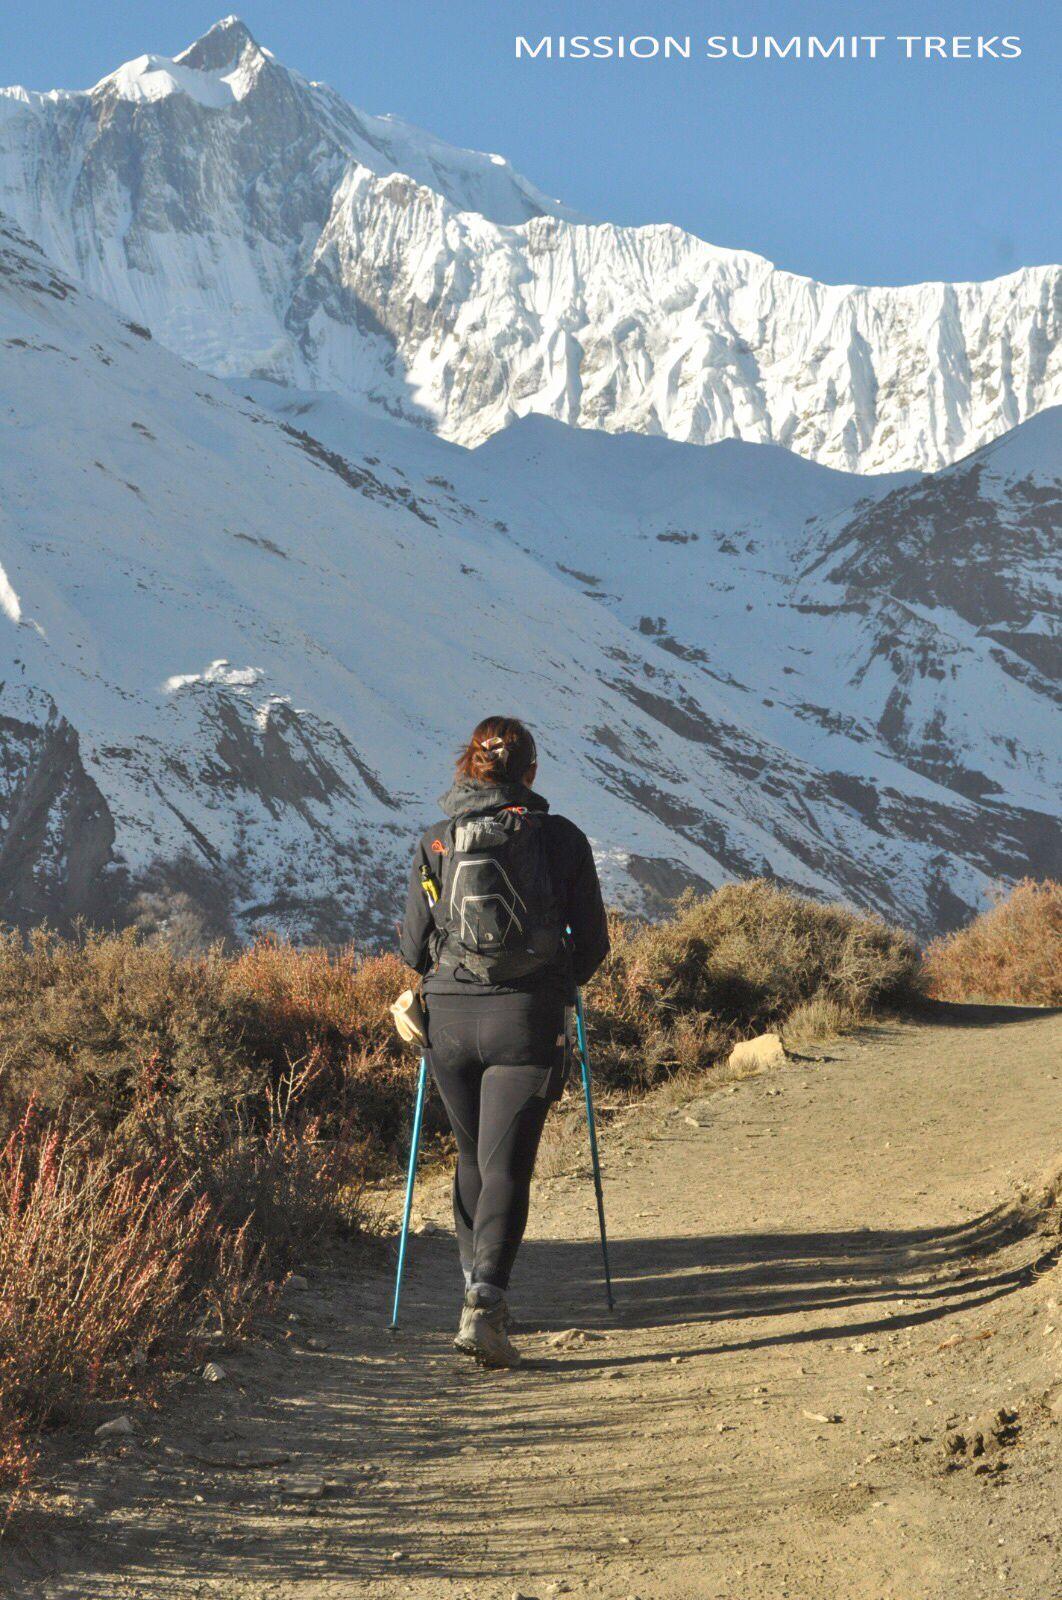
[729,1032,787,1073]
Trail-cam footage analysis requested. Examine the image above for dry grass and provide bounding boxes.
[782,995,862,1048]
[535,1105,593,1180]
[923,880,1062,1006]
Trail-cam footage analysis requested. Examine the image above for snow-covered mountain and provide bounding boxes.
[1,17,1059,473]
[468,412,1061,925]
[2,216,1057,941]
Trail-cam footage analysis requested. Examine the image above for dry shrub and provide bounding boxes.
[0,930,421,1165]
[0,1105,213,1437]
[636,881,918,1018]
[923,880,1062,1005]
[0,927,257,1137]
[0,934,401,1496]
[585,881,918,1089]
[225,940,405,1043]
[223,942,430,1162]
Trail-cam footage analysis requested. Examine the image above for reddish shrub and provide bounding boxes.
[0,1102,213,1496]
[0,938,402,1496]
[923,880,1062,1005]
[222,942,430,1161]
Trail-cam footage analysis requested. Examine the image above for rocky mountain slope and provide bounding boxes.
[1,216,1057,941]
[473,411,1061,820]
[1,16,1059,473]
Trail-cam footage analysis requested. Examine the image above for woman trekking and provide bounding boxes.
[399,716,610,1367]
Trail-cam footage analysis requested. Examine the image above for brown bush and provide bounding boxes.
[0,926,258,1138]
[584,880,919,1089]
[0,930,423,1164]
[222,942,433,1162]
[0,1105,213,1446]
[225,939,404,1043]
[923,880,1062,1005]
[0,935,397,1500]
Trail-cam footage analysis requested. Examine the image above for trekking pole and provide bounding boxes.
[389,1055,428,1331]
[574,989,615,1310]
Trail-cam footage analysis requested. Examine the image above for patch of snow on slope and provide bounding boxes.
[96,54,252,107]
[0,562,21,624]
[163,661,264,693]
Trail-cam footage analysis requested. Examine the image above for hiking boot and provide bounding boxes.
[454,1296,478,1355]
[455,1285,515,1351]
[454,1288,521,1367]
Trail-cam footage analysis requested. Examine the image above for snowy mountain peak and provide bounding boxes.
[92,16,274,106]
[0,25,1058,470]
[174,16,265,72]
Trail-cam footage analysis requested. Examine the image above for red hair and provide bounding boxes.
[455,716,537,785]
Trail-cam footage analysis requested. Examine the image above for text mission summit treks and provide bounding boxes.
[516,35,1023,60]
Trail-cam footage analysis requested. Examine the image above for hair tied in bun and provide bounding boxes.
[455,717,537,786]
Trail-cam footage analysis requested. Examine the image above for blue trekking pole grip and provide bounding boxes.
[574,989,615,1311]
[389,1054,428,1330]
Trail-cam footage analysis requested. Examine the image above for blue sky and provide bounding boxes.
[2,0,1058,285]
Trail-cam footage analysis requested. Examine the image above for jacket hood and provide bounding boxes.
[438,779,550,820]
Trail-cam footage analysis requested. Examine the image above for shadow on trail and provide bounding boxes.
[908,998,1061,1029]
[504,1199,1050,1359]
[7,1291,717,1593]
[11,1217,1054,1597]
[39,1207,1039,1590]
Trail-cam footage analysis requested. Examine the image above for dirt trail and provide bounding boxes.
[6,1005,1062,1600]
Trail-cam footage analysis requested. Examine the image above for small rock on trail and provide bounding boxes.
[729,1031,787,1072]
[547,1328,606,1350]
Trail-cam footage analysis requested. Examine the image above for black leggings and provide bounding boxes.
[425,991,567,1291]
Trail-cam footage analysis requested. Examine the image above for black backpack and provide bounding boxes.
[433,806,563,982]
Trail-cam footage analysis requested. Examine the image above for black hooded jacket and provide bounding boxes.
[399,779,610,999]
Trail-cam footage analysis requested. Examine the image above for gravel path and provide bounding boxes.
[6,1003,1061,1600]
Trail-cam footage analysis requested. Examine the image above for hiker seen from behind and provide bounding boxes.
[399,716,610,1366]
